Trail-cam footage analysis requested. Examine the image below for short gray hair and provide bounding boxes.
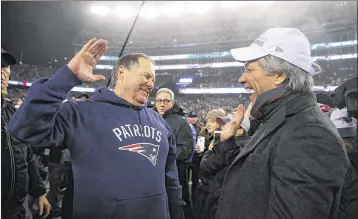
[256,55,315,93]
[109,53,155,89]
[156,88,175,101]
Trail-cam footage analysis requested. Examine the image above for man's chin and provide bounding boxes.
[132,98,147,107]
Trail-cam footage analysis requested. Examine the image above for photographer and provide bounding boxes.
[329,77,358,219]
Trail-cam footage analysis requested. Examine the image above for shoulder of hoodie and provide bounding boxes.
[146,107,175,137]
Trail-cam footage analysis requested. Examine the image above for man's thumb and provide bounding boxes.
[91,74,106,82]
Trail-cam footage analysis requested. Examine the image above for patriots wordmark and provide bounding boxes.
[119,143,160,166]
[113,124,162,143]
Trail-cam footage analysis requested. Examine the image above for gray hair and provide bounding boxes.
[256,55,315,93]
[109,53,155,89]
[156,88,175,101]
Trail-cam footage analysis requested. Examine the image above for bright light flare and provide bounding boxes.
[90,6,110,16]
[140,6,159,19]
[254,1,273,6]
[189,2,214,14]
[115,6,137,18]
[162,3,185,17]
[220,1,244,8]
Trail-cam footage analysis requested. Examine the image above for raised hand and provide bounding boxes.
[67,38,108,83]
[220,104,245,141]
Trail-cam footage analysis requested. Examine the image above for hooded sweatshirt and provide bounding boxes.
[8,65,184,219]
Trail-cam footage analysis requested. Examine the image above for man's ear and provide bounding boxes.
[274,72,286,86]
[117,66,125,81]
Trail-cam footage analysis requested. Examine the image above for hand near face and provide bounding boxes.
[67,38,108,83]
[220,104,245,141]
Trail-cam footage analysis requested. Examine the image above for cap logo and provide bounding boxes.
[275,46,283,52]
[253,37,267,47]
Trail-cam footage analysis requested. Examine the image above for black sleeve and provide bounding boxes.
[200,150,221,178]
[175,121,194,161]
[27,146,47,199]
[200,137,246,178]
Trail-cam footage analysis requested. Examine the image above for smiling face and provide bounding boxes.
[238,59,285,100]
[206,119,220,135]
[155,92,174,116]
[114,57,155,107]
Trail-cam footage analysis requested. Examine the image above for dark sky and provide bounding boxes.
[1,1,88,66]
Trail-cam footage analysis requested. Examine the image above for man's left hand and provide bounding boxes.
[37,195,51,218]
[220,104,245,141]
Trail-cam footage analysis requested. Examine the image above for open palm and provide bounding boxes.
[68,38,108,83]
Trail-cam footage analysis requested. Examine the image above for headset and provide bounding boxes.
[106,1,146,87]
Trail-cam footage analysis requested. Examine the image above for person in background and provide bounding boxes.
[8,40,184,219]
[215,28,349,219]
[186,111,201,203]
[154,88,194,219]
[198,105,252,219]
[2,48,51,219]
[192,109,225,219]
[328,108,358,219]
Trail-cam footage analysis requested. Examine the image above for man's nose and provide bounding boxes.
[147,80,154,90]
[238,73,246,85]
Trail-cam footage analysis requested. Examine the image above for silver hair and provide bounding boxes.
[257,55,315,93]
[156,88,175,101]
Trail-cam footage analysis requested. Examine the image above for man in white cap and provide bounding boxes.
[216,28,350,219]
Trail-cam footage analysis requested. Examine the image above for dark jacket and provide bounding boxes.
[8,65,185,219]
[338,138,358,219]
[1,97,46,219]
[200,136,248,219]
[193,135,213,219]
[216,91,349,219]
[155,103,193,162]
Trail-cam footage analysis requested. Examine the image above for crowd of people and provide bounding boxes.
[2,27,358,219]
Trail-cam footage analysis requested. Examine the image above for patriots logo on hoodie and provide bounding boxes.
[119,143,160,166]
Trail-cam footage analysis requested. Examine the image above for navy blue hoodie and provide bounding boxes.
[8,65,184,219]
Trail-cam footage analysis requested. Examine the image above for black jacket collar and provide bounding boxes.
[251,86,317,122]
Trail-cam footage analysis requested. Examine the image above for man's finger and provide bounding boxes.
[234,104,245,122]
[93,41,108,58]
[81,38,97,52]
[244,102,254,118]
[90,74,106,82]
[44,204,51,217]
[39,203,43,215]
[94,50,107,62]
[89,39,106,55]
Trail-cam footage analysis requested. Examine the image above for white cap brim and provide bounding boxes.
[230,47,268,63]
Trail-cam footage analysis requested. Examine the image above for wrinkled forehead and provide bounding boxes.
[244,59,261,69]
[137,57,155,75]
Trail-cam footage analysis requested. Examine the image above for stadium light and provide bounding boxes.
[116,6,137,18]
[90,6,110,16]
[140,5,159,19]
[162,3,185,17]
[189,2,214,14]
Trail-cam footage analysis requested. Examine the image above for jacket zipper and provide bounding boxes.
[1,120,16,218]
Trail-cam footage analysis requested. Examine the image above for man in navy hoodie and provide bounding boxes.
[8,38,185,219]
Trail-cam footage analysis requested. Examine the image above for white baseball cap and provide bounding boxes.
[231,28,319,75]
